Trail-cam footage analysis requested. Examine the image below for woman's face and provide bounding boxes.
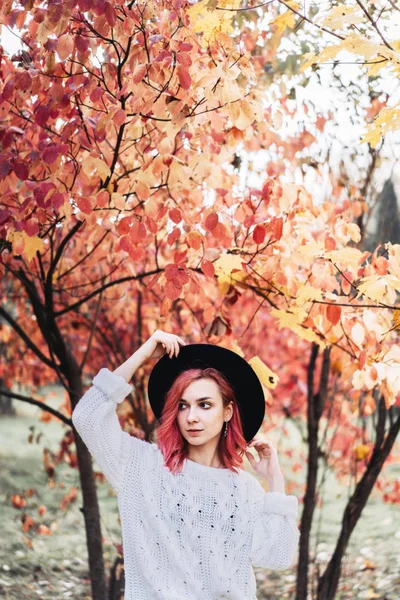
[176,377,232,447]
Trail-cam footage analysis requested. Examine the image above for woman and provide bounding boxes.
[72,329,300,600]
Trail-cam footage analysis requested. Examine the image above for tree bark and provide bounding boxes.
[316,397,400,600]
[295,343,331,600]
[69,371,108,600]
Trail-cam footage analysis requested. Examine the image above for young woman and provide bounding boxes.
[72,329,300,600]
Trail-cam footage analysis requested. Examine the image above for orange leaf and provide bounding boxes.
[201,259,215,278]
[164,279,182,300]
[177,65,191,90]
[169,208,182,224]
[205,212,218,231]
[326,304,341,325]
[253,225,266,244]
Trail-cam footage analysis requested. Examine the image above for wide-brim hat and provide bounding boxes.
[147,343,265,443]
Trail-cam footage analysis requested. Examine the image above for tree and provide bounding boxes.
[1,0,399,598]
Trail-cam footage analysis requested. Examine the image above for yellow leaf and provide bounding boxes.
[392,309,400,331]
[270,307,326,348]
[325,247,363,268]
[25,235,44,261]
[361,105,400,148]
[354,443,370,461]
[214,253,244,276]
[294,285,324,306]
[249,356,279,389]
[8,230,44,262]
[357,274,400,303]
[82,156,111,179]
[270,10,296,34]
[212,254,246,293]
[187,0,241,46]
[230,340,245,357]
[320,5,364,29]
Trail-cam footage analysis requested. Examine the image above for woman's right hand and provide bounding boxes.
[147,330,187,359]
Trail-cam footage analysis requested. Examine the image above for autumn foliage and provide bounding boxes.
[1,0,400,597]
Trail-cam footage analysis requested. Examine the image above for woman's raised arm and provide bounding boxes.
[71,331,186,493]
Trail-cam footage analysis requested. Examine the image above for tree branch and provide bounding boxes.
[0,306,57,369]
[0,388,72,426]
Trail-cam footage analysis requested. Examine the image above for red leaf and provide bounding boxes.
[77,197,93,214]
[272,217,283,241]
[128,246,145,262]
[359,350,367,369]
[325,235,336,251]
[165,279,182,300]
[25,218,39,237]
[113,109,126,126]
[132,64,147,84]
[176,52,192,68]
[178,42,193,51]
[201,259,215,278]
[167,227,180,246]
[120,236,133,253]
[169,208,182,224]
[144,215,158,234]
[117,216,131,236]
[43,145,60,165]
[146,272,161,289]
[95,190,109,208]
[51,192,65,209]
[205,212,218,231]
[13,161,29,180]
[175,271,189,286]
[75,35,89,53]
[105,2,117,27]
[326,304,341,326]
[0,158,12,179]
[130,221,147,244]
[0,209,10,225]
[35,105,50,126]
[253,225,266,244]
[165,263,179,280]
[174,250,187,264]
[177,65,191,90]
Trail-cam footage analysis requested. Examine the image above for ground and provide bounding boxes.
[0,384,399,599]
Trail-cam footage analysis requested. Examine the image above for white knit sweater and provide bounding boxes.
[72,368,300,600]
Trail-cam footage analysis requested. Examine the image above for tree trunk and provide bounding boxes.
[316,398,400,600]
[0,378,16,416]
[295,343,331,600]
[108,555,125,600]
[69,373,108,600]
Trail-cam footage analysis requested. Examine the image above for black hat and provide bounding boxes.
[147,343,265,443]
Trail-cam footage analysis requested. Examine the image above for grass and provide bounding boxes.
[0,385,399,599]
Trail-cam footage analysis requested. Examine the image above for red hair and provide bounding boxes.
[151,367,248,475]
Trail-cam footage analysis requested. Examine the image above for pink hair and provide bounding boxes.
[151,367,248,475]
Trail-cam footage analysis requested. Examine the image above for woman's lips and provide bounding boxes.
[188,430,202,435]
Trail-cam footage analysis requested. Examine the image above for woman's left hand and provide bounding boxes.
[245,439,282,482]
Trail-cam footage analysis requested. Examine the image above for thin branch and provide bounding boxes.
[0,388,72,426]
[54,268,164,317]
[0,306,57,369]
[354,0,394,49]
[277,0,345,41]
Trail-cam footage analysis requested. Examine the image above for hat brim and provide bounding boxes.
[147,343,265,443]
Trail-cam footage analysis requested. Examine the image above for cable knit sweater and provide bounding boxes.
[71,368,300,600]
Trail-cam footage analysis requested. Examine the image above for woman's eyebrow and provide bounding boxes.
[180,396,212,402]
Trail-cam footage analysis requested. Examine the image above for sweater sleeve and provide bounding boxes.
[71,367,153,495]
[249,475,300,570]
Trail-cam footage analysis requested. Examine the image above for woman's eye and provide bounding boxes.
[178,403,210,410]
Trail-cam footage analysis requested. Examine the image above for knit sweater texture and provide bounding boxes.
[71,368,300,600]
